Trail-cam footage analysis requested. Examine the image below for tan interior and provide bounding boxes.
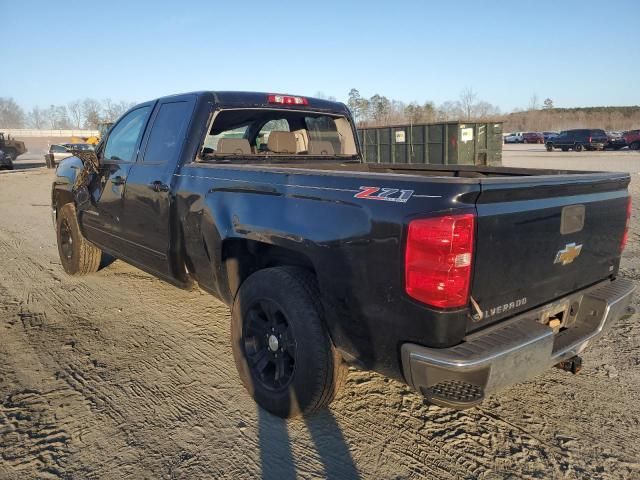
[267,131,297,154]
[308,140,335,155]
[217,138,252,155]
[292,129,309,153]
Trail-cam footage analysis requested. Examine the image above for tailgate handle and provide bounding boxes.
[560,205,585,235]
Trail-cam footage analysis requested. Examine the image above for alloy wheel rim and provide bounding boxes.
[60,220,73,260]
[243,299,297,391]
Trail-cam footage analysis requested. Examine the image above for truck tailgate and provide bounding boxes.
[469,173,630,332]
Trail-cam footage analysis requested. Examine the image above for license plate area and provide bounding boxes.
[538,301,574,334]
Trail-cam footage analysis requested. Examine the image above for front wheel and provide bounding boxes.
[630,142,640,151]
[546,143,553,152]
[231,267,347,418]
[56,203,102,275]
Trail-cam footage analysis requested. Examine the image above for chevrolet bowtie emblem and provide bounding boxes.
[554,243,583,266]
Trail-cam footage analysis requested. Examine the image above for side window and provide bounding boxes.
[143,101,192,164]
[257,119,289,150]
[103,107,151,162]
[51,145,66,153]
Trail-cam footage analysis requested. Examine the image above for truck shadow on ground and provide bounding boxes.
[257,406,360,480]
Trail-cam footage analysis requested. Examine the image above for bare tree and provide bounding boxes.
[459,88,478,120]
[0,97,26,128]
[27,107,46,129]
[528,93,540,111]
[347,88,362,123]
[82,98,103,129]
[67,100,83,128]
[102,98,134,122]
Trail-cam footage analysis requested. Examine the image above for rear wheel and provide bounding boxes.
[546,143,553,152]
[523,139,528,144]
[56,203,102,275]
[575,143,584,152]
[630,142,640,151]
[231,267,347,418]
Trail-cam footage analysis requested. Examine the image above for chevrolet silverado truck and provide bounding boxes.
[51,91,635,418]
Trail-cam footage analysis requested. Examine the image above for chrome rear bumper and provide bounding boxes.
[401,278,635,408]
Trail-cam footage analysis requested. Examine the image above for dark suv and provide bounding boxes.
[546,129,608,152]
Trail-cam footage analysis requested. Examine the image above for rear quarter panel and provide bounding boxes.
[174,163,481,378]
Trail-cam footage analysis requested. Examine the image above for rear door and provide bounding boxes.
[120,94,196,275]
[468,174,629,332]
[554,132,569,147]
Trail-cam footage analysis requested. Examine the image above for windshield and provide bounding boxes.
[202,108,358,159]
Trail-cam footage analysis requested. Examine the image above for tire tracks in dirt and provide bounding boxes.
[1,168,640,479]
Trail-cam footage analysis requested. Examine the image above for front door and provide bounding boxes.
[80,105,152,255]
[120,95,195,276]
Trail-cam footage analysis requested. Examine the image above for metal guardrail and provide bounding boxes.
[0,128,99,137]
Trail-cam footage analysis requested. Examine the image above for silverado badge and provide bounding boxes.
[554,243,583,266]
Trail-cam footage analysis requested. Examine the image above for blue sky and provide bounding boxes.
[1,0,638,111]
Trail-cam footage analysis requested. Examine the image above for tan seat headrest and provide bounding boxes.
[308,140,335,155]
[217,138,251,155]
[267,131,297,154]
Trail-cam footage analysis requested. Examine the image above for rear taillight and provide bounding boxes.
[267,94,308,105]
[621,197,632,252]
[588,136,592,143]
[405,213,475,308]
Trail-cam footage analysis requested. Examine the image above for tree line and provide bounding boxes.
[0,97,136,129]
[347,87,500,126]
[347,89,640,132]
[2,92,638,132]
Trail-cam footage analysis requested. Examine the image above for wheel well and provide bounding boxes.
[222,238,316,300]
[53,188,74,212]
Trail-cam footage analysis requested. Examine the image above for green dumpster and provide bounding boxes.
[357,121,503,166]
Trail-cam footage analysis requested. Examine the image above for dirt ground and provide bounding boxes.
[1,145,639,479]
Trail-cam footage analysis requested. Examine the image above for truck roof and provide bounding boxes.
[155,91,350,114]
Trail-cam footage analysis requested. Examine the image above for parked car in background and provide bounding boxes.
[543,131,559,142]
[623,130,640,150]
[605,131,627,150]
[504,132,523,143]
[522,132,544,144]
[45,143,95,168]
[0,148,13,170]
[545,129,608,152]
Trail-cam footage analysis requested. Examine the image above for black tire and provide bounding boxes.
[231,266,347,418]
[45,154,54,169]
[546,143,553,152]
[56,203,102,275]
[630,142,640,151]
[575,143,583,152]
[523,139,528,144]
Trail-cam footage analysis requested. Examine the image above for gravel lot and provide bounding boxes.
[1,144,639,479]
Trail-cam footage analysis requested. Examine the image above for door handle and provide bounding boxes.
[149,180,170,193]
[111,175,126,186]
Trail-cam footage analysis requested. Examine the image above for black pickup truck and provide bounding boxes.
[51,91,635,417]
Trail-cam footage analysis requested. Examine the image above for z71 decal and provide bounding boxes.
[354,186,414,203]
